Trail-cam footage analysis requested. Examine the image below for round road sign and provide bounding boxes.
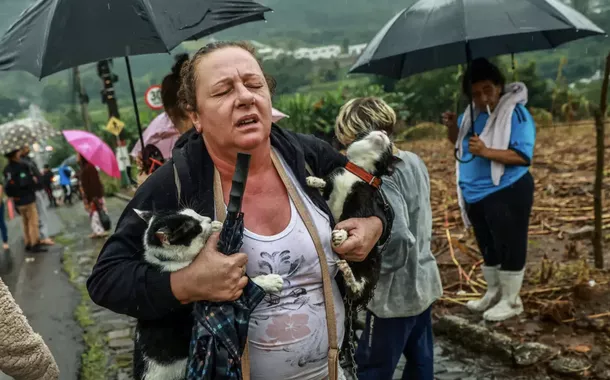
[145,85,163,110]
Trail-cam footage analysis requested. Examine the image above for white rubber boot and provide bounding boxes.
[483,269,525,322]
[466,265,501,312]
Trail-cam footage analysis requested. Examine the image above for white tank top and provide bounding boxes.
[235,152,345,380]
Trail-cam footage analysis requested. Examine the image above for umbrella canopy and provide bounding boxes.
[0,122,38,155]
[350,0,606,78]
[0,0,272,78]
[10,117,60,141]
[272,107,289,122]
[0,0,272,154]
[60,154,78,168]
[62,130,121,178]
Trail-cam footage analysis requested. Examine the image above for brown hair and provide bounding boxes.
[161,53,189,119]
[178,40,276,113]
[335,97,397,146]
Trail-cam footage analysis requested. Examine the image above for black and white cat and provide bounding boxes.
[306,130,397,308]
[132,208,283,380]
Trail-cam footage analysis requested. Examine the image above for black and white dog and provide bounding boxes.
[306,130,397,309]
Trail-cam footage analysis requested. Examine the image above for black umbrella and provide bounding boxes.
[349,0,605,79]
[350,0,605,163]
[187,153,266,380]
[0,0,272,150]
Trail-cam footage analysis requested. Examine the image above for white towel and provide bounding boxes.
[455,82,529,228]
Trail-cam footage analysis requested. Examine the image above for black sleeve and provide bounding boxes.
[298,133,348,178]
[298,133,394,247]
[86,163,185,320]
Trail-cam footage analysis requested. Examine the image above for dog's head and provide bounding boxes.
[346,130,398,177]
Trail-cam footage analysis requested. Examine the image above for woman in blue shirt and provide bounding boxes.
[442,58,535,322]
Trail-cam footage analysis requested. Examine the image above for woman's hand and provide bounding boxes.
[468,135,488,157]
[170,232,249,303]
[333,216,383,262]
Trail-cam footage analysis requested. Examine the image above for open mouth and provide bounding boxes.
[236,114,260,127]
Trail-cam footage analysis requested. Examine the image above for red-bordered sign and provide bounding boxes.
[144,85,163,110]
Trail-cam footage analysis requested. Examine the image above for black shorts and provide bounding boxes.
[465,171,534,271]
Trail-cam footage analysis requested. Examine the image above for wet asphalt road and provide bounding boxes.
[0,203,83,380]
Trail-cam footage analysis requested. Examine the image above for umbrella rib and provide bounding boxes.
[138,0,172,53]
[38,0,61,78]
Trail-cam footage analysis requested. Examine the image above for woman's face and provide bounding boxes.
[189,47,272,153]
[471,80,502,112]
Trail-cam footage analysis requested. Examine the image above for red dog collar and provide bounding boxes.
[345,162,382,189]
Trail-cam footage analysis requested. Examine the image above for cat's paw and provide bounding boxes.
[252,274,284,293]
[331,229,348,247]
[306,176,326,189]
[210,221,223,232]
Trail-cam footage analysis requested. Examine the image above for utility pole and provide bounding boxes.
[72,66,91,131]
[97,59,133,187]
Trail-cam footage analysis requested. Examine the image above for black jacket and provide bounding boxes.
[3,160,37,206]
[87,125,393,320]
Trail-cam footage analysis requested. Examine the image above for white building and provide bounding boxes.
[293,45,342,61]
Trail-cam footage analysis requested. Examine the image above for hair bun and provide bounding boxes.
[172,53,189,76]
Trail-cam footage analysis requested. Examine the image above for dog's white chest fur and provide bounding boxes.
[328,171,360,221]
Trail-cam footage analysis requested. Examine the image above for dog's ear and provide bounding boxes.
[386,156,401,176]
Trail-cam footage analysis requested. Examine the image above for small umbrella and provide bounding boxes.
[0,122,38,155]
[0,0,272,151]
[62,130,121,179]
[60,154,78,168]
[9,117,60,141]
[349,0,605,79]
[187,152,266,380]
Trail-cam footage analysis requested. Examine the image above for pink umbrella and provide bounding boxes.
[130,112,179,158]
[62,130,121,178]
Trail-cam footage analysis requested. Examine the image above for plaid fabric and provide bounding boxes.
[186,279,266,379]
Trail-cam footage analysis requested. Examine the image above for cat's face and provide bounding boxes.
[134,208,215,271]
[346,130,397,177]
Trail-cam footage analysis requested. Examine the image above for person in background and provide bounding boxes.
[20,146,54,246]
[0,182,9,250]
[0,276,60,380]
[136,54,194,186]
[58,164,73,205]
[77,153,107,238]
[2,150,46,253]
[442,58,535,322]
[335,97,442,380]
[41,165,56,208]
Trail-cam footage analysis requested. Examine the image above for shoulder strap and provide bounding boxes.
[271,151,339,380]
[173,163,181,201]
[212,153,338,380]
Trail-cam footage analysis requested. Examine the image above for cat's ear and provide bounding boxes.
[133,209,153,223]
[155,228,169,245]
